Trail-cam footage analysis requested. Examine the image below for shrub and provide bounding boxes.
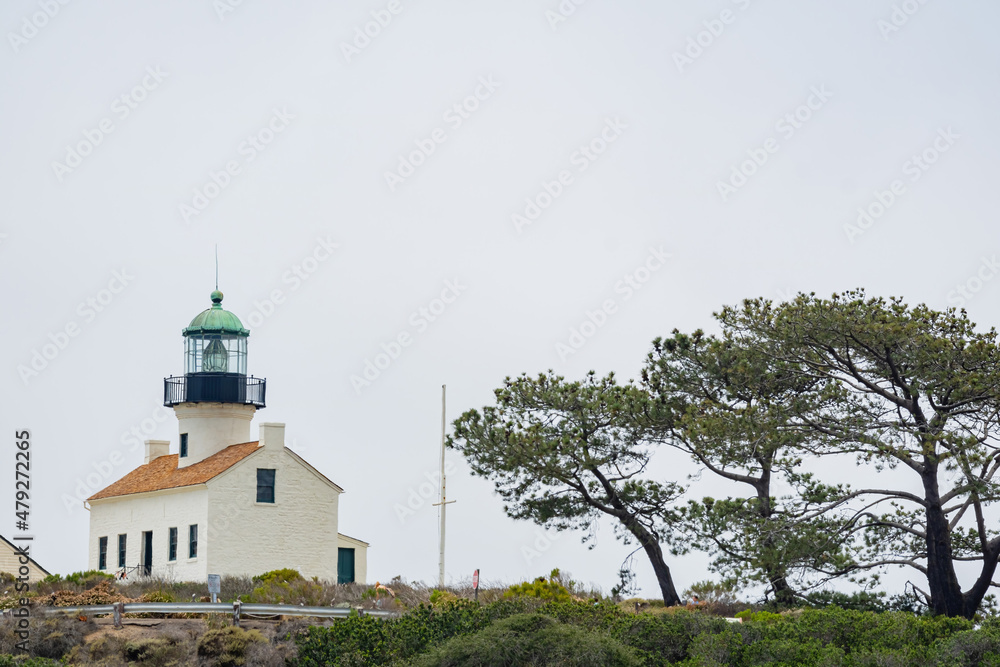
[429,589,459,606]
[734,609,784,624]
[296,598,539,666]
[934,622,1000,667]
[255,568,302,585]
[139,589,176,603]
[246,576,326,605]
[504,569,572,603]
[197,626,266,666]
[79,632,128,662]
[620,608,731,665]
[62,570,114,587]
[408,613,642,667]
[1,614,97,660]
[123,636,190,665]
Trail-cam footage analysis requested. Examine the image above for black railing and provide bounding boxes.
[164,374,266,408]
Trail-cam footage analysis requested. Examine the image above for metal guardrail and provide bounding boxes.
[39,601,398,627]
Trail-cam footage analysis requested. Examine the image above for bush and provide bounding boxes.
[197,626,266,667]
[297,598,540,666]
[934,622,1000,667]
[0,614,97,660]
[139,589,176,603]
[621,608,731,665]
[408,612,641,666]
[246,576,326,605]
[255,568,302,585]
[52,570,114,587]
[504,569,572,603]
[123,636,189,665]
[296,598,1000,667]
[78,632,128,663]
[429,589,459,606]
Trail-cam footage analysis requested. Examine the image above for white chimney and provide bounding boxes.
[144,439,171,464]
[259,423,285,451]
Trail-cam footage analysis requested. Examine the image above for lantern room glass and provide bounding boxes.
[184,334,247,375]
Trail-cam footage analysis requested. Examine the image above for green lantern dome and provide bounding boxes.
[183,290,250,337]
[164,288,266,409]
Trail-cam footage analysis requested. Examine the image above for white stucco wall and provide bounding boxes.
[206,444,342,582]
[88,487,209,581]
[174,403,256,468]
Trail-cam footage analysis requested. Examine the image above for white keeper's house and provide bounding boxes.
[86,289,367,584]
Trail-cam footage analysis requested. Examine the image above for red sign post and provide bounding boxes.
[473,569,480,602]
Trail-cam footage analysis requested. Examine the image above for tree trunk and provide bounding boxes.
[962,536,1000,619]
[639,535,682,606]
[769,573,795,605]
[755,472,795,606]
[922,470,966,617]
[624,517,681,605]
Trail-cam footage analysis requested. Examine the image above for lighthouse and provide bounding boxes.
[87,289,367,583]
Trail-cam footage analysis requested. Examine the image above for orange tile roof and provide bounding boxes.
[88,441,261,501]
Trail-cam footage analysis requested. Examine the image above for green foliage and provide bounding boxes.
[685,580,741,605]
[505,570,573,602]
[254,568,302,585]
[296,601,1000,666]
[935,620,1000,667]
[247,574,324,605]
[709,291,1000,618]
[407,612,642,667]
[296,598,540,666]
[618,608,731,665]
[734,609,783,624]
[244,568,321,605]
[644,327,861,605]
[196,626,265,666]
[428,589,459,606]
[804,589,926,614]
[139,589,176,603]
[40,570,113,589]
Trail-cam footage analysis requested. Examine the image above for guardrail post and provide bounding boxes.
[232,600,241,627]
[113,602,124,629]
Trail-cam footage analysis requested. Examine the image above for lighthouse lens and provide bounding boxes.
[203,338,229,372]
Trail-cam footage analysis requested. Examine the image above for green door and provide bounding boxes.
[337,548,355,584]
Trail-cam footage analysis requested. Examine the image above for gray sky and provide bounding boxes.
[3,0,999,598]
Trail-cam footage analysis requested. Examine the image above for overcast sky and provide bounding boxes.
[2,1,999,599]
